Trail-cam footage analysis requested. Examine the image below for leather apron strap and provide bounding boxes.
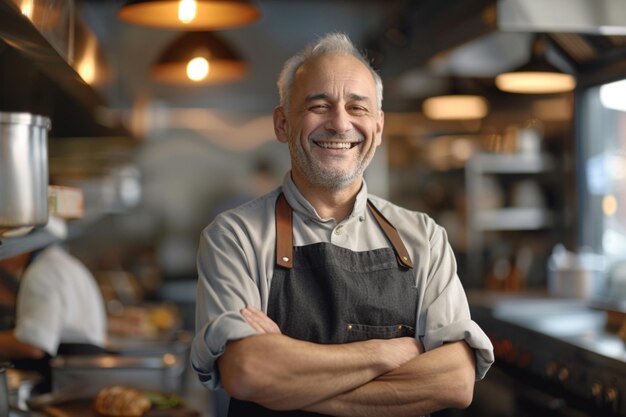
[275,193,413,269]
[366,200,414,269]
[275,193,293,268]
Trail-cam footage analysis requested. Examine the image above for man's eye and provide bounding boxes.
[350,106,368,114]
[309,105,329,112]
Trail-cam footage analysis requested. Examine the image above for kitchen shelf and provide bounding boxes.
[468,152,555,174]
[0,0,130,138]
[0,216,67,260]
[475,208,553,231]
[465,152,562,288]
[0,2,135,259]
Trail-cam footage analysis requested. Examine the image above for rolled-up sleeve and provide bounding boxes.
[420,224,494,380]
[191,313,256,389]
[190,220,260,389]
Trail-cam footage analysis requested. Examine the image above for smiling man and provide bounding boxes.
[191,33,494,417]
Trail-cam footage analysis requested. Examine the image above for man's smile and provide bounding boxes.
[313,140,361,149]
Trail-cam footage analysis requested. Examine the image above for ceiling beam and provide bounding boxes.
[370,0,498,78]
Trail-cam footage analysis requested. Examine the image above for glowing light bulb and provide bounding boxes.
[178,0,197,24]
[603,194,618,217]
[77,35,97,84]
[186,56,209,81]
[20,0,34,19]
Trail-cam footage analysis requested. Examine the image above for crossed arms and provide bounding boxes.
[218,306,476,417]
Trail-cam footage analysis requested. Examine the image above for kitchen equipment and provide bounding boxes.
[548,245,607,299]
[0,363,10,417]
[50,353,186,397]
[0,112,51,236]
[471,293,626,417]
[6,369,41,411]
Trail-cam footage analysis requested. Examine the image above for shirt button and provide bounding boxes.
[334,226,343,235]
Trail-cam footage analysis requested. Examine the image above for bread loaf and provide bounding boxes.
[93,386,151,417]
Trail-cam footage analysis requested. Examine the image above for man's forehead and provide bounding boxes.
[293,54,376,99]
[297,53,367,77]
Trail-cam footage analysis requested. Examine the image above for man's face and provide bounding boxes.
[274,53,384,192]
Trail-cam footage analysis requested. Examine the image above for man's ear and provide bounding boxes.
[273,106,289,143]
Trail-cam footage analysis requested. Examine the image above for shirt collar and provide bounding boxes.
[281,172,369,222]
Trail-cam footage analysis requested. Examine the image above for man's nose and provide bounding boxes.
[325,108,352,133]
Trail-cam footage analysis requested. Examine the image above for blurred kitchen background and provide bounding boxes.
[2,0,626,416]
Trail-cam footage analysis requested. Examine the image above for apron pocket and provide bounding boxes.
[345,323,415,343]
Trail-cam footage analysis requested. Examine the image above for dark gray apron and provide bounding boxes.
[228,193,418,417]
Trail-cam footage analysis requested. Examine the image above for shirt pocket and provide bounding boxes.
[345,323,415,343]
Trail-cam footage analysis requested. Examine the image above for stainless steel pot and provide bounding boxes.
[0,112,51,233]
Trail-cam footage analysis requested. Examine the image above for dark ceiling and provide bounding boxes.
[3,0,626,138]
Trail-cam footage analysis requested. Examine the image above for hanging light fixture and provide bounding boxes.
[423,95,489,120]
[495,35,576,94]
[151,31,248,85]
[118,0,260,30]
[422,78,489,120]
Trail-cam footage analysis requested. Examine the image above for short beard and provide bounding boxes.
[288,129,373,191]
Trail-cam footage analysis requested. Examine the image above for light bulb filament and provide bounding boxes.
[20,0,34,19]
[178,0,197,24]
[187,56,209,81]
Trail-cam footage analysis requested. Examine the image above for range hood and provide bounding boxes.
[498,0,626,35]
[0,0,130,138]
[373,0,626,89]
[498,0,626,86]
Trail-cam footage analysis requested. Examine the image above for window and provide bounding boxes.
[579,79,626,300]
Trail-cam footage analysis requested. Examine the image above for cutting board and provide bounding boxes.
[41,399,201,417]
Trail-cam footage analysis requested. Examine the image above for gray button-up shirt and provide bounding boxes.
[191,174,494,389]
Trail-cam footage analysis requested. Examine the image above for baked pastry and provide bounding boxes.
[93,386,152,417]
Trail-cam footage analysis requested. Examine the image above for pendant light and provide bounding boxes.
[422,78,489,120]
[495,35,576,94]
[423,95,489,120]
[151,31,248,85]
[118,0,260,30]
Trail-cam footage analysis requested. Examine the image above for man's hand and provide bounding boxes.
[241,306,282,334]
[382,336,422,369]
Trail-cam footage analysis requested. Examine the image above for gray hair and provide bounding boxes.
[277,32,383,111]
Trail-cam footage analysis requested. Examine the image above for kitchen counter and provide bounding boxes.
[10,401,201,417]
[470,291,626,361]
[469,290,626,416]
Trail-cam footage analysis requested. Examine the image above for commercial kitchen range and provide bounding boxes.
[468,291,626,417]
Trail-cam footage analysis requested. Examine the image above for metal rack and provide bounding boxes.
[465,152,558,288]
[0,0,132,260]
[0,217,67,260]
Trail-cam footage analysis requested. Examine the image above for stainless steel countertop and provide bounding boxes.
[469,290,626,365]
